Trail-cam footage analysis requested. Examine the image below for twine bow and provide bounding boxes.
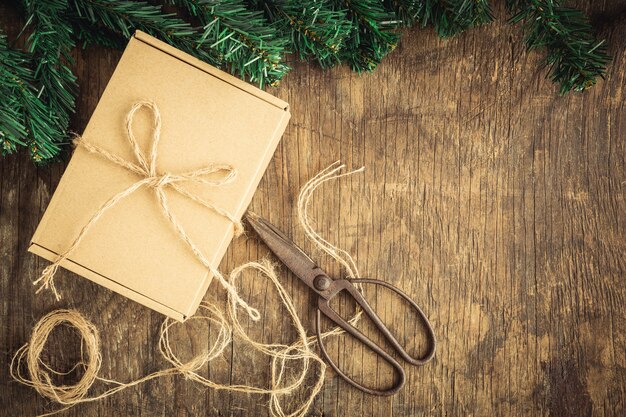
[34,101,259,320]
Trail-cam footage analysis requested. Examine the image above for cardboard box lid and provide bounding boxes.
[29,31,290,321]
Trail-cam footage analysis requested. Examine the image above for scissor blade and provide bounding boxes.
[245,213,326,294]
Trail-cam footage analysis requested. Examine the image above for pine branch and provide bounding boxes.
[386,0,493,36]
[169,0,289,87]
[383,0,421,26]
[0,30,64,162]
[22,0,77,155]
[432,0,493,37]
[71,18,128,50]
[508,0,610,93]
[246,0,352,68]
[0,34,28,155]
[68,0,223,69]
[336,0,400,72]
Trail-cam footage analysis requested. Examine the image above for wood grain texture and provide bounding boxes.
[1,2,625,416]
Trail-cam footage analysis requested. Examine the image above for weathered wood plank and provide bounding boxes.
[1,2,625,416]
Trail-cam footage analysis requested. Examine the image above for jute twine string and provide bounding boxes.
[33,101,258,320]
[297,161,363,279]
[10,162,366,416]
[14,99,367,417]
[11,261,326,417]
[291,161,366,348]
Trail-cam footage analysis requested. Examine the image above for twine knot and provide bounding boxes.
[147,173,175,188]
[35,101,251,317]
[176,357,206,378]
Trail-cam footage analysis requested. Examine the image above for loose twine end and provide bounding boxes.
[33,264,61,301]
[232,220,245,238]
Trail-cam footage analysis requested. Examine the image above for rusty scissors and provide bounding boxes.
[246,213,436,396]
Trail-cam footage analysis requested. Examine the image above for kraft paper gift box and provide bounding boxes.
[29,31,290,321]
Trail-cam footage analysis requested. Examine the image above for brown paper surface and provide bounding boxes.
[29,31,290,321]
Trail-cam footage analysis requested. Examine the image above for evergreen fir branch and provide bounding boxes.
[68,0,222,69]
[336,0,401,72]
[383,0,493,34]
[22,0,77,157]
[383,0,421,26]
[435,0,493,37]
[507,0,610,93]
[0,0,612,165]
[0,31,64,162]
[246,0,352,68]
[0,39,29,155]
[71,18,128,50]
[390,0,493,36]
[169,0,289,86]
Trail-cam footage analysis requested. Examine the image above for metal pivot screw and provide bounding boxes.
[314,275,331,291]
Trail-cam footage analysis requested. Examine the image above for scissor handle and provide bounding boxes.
[315,306,406,396]
[315,278,436,396]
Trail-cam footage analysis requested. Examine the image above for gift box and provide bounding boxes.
[29,31,290,321]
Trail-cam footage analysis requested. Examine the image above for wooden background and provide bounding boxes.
[1,2,625,416]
